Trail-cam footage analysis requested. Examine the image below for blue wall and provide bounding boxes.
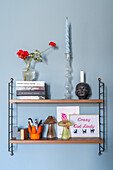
[0,0,113,170]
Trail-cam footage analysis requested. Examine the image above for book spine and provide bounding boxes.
[16,81,45,87]
[16,96,45,99]
[16,90,45,96]
[16,86,45,91]
[20,128,28,140]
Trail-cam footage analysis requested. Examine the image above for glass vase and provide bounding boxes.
[61,127,71,140]
[22,67,35,81]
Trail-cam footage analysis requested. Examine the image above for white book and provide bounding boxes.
[57,106,79,138]
[16,81,45,87]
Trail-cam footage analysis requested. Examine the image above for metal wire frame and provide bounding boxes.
[8,78,105,156]
[8,78,14,156]
[98,78,105,155]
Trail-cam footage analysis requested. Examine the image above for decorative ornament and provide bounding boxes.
[44,116,57,139]
[58,119,72,140]
[75,71,91,99]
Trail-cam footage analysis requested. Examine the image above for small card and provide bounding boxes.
[69,114,99,137]
[57,106,79,138]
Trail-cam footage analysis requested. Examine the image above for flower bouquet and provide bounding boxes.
[17,42,56,81]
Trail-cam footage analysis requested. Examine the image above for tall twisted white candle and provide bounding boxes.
[65,17,71,99]
[65,17,70,54]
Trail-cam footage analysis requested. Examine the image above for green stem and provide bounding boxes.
[24,57,34,81]
[40,46,52,54]
[24,67,29,81]
[23,46,52,81]
[24,59,29,67]
[28,57,33,69]
[23,59,29,81]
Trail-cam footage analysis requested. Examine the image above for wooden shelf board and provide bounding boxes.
[9,99,103,104]
[10,138,104,144]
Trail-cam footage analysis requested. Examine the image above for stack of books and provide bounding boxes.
[16,81,45,99]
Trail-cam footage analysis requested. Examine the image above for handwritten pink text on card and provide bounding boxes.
[77,117,91,122]
[73,117,95,129]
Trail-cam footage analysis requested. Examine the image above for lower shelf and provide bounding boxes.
[10,138,104,144]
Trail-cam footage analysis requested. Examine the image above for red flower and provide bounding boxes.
[23,51,29,56]
[17,50,29,60]
[49,42,56,47]
[17,49,23,56]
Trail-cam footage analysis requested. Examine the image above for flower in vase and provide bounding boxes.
[17,50,29,60]
[17,42,56,81]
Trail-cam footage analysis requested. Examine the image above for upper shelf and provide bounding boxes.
[9,99,103,104]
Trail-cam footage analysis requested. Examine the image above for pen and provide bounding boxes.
[38,120,42,127]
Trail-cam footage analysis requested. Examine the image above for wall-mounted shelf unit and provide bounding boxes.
[8,78,105,156]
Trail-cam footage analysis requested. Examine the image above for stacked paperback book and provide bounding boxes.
[16,81,45,99]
